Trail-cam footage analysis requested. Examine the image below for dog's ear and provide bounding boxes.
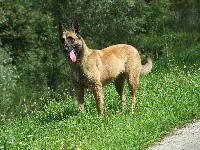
[72,18,81,34]
[59,21,67,34]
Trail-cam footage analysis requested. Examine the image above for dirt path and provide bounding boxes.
[148,120,200,150]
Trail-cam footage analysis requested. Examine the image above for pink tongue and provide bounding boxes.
[70,50,76,62]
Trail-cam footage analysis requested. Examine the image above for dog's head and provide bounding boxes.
[59,19,82,62]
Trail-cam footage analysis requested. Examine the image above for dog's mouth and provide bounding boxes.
[63,44,77,62]
[69,49,76,62]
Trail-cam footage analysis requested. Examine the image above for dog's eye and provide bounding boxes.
[68,37,75,43]
[61,38,65,43]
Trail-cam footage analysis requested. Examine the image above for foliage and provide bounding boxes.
[0,0,71,118]
[0,48,18,120]
[27,0,174,51]
[20,0,200,57]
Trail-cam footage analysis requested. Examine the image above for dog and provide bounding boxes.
[59,19,152,115]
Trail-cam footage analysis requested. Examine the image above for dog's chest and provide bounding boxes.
[71,69,88,86]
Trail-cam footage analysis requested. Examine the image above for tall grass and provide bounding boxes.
[0,55,199,150]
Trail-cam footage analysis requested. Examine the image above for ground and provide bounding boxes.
[148,119,200,150]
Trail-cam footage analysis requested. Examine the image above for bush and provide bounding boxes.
[0,48,18,120]
[0,1,72,119]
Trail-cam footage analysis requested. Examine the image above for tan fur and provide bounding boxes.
[59,20,152,115]
[140,56,153,75]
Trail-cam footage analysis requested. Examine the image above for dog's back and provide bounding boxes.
[83,44,141,85]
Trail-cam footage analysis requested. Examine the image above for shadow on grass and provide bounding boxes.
[38,110,80,124]
[36,101,80,123]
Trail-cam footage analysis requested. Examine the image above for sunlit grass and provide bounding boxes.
[1,59,200,150]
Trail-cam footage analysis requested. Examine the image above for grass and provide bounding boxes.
[1,57,200,150]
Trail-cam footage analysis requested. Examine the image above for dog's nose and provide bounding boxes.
[63,44,69,53]
[63,48,68,53]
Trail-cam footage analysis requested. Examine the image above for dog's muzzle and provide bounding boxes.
[62,43,77,53]
[63,44,69,53]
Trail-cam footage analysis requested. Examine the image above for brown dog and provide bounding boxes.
[59,19,152,115]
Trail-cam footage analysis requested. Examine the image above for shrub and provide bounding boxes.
[0,1,72,118]
[0,47,18,120]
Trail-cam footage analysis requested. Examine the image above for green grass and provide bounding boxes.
[1,59,200,150]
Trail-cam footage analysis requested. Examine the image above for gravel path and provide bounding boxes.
[148,120,200,150]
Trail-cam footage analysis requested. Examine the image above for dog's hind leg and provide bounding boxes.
[127,73,139,113]
[74,85,85,113]
[114,74,126,111]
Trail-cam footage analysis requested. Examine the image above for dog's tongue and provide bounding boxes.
[70,50,76,62]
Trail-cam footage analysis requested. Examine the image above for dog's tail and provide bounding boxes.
[140,56,152,75]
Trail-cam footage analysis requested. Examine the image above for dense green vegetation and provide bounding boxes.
[0,0,200,149]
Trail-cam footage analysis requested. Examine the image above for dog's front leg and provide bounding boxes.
[74,85,85,113]
[91,82,104,115]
